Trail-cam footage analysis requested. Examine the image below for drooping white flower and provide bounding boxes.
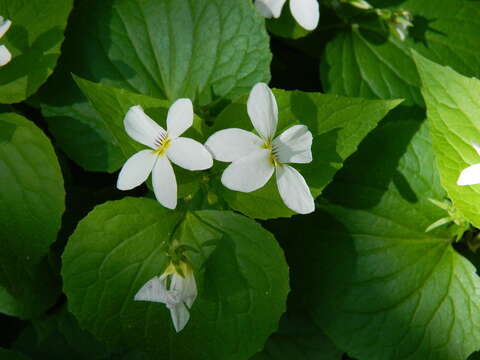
[0,16,12,66]
[457,141,480,186]
[390,11,413,42]
[205,83,315,214]
[255,0,320,31]
[134,262,197,333]
[117,99,213,209]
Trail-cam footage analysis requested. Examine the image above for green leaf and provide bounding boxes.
[62,197,289,359]
[0,348,30,360]
[299,110,480,360]
[211,89,401,219]
[0,113,64,262]
[0,113,64,317]
[413,52,480,229]
[322,0,480,106]
[60,0,271,105]
[0,0,73,103]
[41,87,125,173]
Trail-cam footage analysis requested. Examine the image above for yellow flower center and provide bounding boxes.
[262,141,282,168]
[153,133,171,155]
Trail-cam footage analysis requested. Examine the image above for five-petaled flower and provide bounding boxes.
[117,99,213,209]
[254,0,320,31]
[205,83,315,214]
[134,262,197,333]
[0,16,12,66]
[457,141,480,186]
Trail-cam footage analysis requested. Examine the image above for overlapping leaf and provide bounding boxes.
[39,0,271,172]
[322,0,480,106]
[295,110,480,360]
[414,52,480,228]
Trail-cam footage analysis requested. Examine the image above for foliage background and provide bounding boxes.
[2,0,480,359]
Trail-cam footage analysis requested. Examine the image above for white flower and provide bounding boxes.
[205,83,315,214]
[134,262,197,333]
[457,141,480,186]
[390,11,413,41]
[0,16,12,66]
[255,0,320,31]
[117,99,213,209]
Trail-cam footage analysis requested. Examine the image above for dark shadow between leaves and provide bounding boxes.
[299,129,343,194]
[265,208,357,340]
[410,15,446,46]
[201,234,251,314]
[323,105,425,209]
[0,25,64,88]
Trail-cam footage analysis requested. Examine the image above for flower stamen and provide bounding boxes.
[154,133,171,155]
[264,141,282,168]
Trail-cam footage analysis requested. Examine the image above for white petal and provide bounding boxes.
[134,276,169,303]
[166,98,193,139]
[276,165,314,214]
[247,83,278,141]
[117,150,157,190]
[0,45,11,66]
[152,156,177,209]
[205,128,263,162]
[167,137,213,171]
[0,18,11,39]
[124,105,166,149]
[254,0,287,18]
[171,272,197,309]
[457,164,480,186]
[221,149,274,192]
[290,0,320,31]
[273,125,313,164]
[395,26,406,41]
[471,141,480,156]
[169,303,190,333]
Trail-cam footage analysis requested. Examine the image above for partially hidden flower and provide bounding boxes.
[0,16,12,66]
[348,0,372,10]
[117,99,213,209]
[254,0,320,31]
[205,83,315,214]
[457,141,480,186]
[390,10,413,41]
[134,262,197,333]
